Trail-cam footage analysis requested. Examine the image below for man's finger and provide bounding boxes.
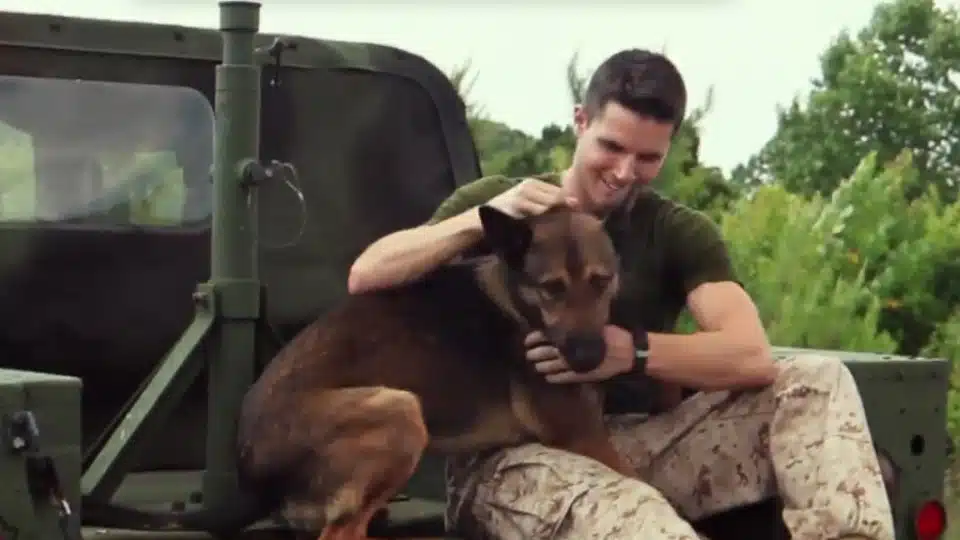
[527,181,569,202]
[523,331,549,347]
[525,179,563,195]
[523,189,564,208]
[526,345,560,363]
[530,182,576,208]
[533,359,568,375]
[545,370,586,384]
[520,179,578,209]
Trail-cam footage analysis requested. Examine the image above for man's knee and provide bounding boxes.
[457,443,700,539]
[776,353,857,392]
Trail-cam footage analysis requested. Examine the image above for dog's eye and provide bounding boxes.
[539,279,567,297]
[589,274,612,290]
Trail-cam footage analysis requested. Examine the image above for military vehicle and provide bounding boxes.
[0,2,951,539]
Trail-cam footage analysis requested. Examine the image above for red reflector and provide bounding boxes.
[915,500,947,539]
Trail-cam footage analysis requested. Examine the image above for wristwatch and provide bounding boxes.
[631,328,650,375]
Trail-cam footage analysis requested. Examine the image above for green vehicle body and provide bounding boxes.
[0,3,950,539]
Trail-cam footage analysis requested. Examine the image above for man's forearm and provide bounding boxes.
[643,330,776,391]
[348,208,484,294]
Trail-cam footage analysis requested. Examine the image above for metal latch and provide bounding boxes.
[4,410,40,454]
[4,410,80,540]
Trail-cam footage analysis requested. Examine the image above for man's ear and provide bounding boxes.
[573,104,589,136]
[478,205,531,269]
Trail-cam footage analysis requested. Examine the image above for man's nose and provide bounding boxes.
[613,157,637,183]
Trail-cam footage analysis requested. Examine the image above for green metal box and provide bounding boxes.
[0,368,82,540]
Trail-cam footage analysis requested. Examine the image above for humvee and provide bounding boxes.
[0,3,951,540]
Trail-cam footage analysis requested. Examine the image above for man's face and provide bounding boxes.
[567,100,674,213]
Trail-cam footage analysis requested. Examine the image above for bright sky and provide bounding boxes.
[5,0,957,173]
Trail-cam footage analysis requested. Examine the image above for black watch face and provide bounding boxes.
[634,330,649,351]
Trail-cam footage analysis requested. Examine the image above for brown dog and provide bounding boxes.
[242,204,634,540]
[116,204,634,539]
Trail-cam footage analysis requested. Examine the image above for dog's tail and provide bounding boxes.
[81,485,280,537]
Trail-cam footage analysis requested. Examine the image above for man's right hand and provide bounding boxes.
[485,178,579,218]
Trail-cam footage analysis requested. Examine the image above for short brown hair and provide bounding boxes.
[582,49,687,132]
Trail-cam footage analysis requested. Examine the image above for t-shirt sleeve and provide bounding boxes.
[662,205,739,295]
[425,175,519,259]
[426,175,517,225]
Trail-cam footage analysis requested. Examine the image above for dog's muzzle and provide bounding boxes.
[560,334,607,373]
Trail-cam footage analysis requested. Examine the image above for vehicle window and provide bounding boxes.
[0,120,35,221]
[0,75,214,228]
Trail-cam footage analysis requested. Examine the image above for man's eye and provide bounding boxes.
[601,140,622,152]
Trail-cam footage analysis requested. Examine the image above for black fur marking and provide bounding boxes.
[562,215,586,279]
[477,205,532,270]
[502,268,545,331]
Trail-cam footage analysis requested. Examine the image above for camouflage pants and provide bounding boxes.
[443,354,896,540]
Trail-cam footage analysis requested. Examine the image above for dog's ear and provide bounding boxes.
[478,205,532,268]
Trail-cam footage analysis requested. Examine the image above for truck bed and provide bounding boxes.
[82,470,454,540]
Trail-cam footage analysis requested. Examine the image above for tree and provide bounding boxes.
[734,0,960,202]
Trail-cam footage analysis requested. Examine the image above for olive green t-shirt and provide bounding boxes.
[428,172,738,412]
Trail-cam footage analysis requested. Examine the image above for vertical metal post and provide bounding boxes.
[203,0,262,510]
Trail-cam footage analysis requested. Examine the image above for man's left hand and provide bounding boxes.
[524,326,635,384]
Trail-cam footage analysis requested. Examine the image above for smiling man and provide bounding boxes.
[348,49,895,540]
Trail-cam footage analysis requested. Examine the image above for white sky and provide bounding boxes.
[4,0,957,172]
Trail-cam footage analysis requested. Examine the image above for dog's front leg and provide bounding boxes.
[515,380,637,478]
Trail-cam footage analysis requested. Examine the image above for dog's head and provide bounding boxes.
[478,204,620,373]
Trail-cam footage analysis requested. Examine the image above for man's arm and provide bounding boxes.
[347,175,513,295]
[642,208,776,391]
[644,282,776,390]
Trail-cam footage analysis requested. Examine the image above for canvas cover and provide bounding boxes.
[0,11,481,470]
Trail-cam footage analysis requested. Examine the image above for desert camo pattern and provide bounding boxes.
[444,354,896,540]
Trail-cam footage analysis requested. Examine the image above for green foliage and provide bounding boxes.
[734,0,960,202]
[717,152,952,354]
[497,124,576,177]
[469,119,535,176]
[828,151,960,354]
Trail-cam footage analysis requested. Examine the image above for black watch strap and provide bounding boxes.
[631,328,650,375]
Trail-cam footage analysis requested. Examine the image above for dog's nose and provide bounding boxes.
[560,334,607,373]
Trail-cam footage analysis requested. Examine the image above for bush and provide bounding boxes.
[702,150,960,450]
[719,181,898,353]
[716,150,959,357]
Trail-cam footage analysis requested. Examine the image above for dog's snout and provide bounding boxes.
[560,334,607,373]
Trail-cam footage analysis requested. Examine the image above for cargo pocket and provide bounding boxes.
[471,444,597,540]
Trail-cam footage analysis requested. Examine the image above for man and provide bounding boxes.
[348,49,895,540]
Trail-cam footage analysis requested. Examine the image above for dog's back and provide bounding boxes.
[326,260,525,390]
[239,259,529,452]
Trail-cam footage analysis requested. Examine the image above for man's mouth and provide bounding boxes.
[600,178,625,193]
